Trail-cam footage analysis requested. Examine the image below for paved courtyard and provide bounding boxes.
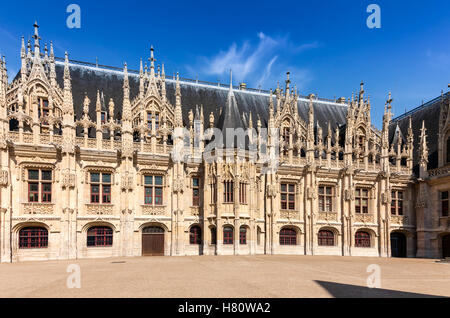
[0,255,449,298]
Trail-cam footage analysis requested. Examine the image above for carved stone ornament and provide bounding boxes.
[0,170,8,187]
[266,184,277,198]
[381,192,392,205]
[344,188,355,201]
[173,179,184,193]
[61,171,75,188]
[121,175,133,191]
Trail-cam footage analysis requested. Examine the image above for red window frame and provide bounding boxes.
[41,183,52,202]
[280,228,297,245]
[239,227,247,245]
[281,183,295,210]
[19,227,48,249]
[355,231,371,248]
[319,186,333,212]
[189,226,202,245]
[90,173,111,204]
[355,188,369,214]
[318,230,335,246]
[27,169,52,203]
[223,226,234,245]
[144,175,163,206]
[28,182,39,202]
[144,186,153,205]
[391,190,404,216]
[87,226,113,247]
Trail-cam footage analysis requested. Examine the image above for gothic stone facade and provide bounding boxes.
[0,25,447,262]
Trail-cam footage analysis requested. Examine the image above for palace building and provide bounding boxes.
[0,24,449,262]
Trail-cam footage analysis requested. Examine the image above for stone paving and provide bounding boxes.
[0,255,449,298]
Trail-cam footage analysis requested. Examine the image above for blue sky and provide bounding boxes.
[0,0,449,128]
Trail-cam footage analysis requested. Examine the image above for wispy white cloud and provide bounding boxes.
[187,32,320,90]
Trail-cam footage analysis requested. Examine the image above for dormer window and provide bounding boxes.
[38,97,49,126]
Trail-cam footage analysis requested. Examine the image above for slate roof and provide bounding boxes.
[54,61,349,138]
[390,92,450,174]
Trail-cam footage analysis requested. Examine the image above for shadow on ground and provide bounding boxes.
[315,281,444,298]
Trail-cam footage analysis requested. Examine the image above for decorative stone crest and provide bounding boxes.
[61,171,75,188]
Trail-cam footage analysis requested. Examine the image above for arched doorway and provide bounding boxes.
[142,226,165,256]
[391,232,407,258]
[443,235,450,259]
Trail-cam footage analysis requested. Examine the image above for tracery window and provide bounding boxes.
[87,226,113,247]
[281,183,295,210]
[210,227,217,245]
[279,228,297,245]
[239,182,247,204]
[318,230,334,246]
[27,169,52,203]
[211,181,217,204]
[319,186,333,212]
[355,188,369,214]
[19,227,48,249]
[90,172,111,204]
[355,231,371,248]
[144,175,163,205]
[391,190,404,216]
[223,181,234,203]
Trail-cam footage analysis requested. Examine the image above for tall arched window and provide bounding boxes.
[280,228,297,245]
[190,225,202,245]
[239,227,247,245]
[223,226,234,245]
[318,230,335,246]
[210,227,217,245]
[355,231,371,248]
[19,227,48,249]
[87,226,113,247]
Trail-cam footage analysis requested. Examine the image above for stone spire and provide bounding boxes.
[307,94,315,143]
[63,52,74,117]
[161,63,166,103]
[139,58,144,99]
[20,37,27,83]
[382,92,393,150]
[285,72,291,100]
[49,42,56,87]
[419,120,428,178]
[407,116,414,147]
[149,46,155,78]
[32,21,41,58]
[122,63,131,124]
[96,90,101,112]
[174,73,183,127]
[0,57,5,107]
